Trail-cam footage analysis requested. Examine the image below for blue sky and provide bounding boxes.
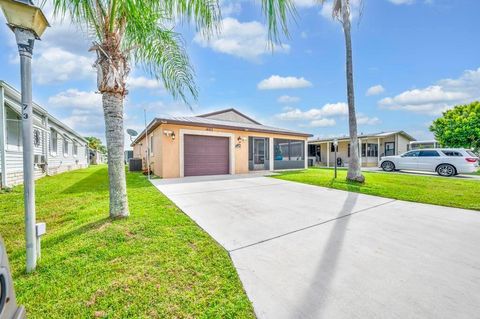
[1,0,479,146]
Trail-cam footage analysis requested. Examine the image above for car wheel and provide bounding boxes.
[437,164,456,177]
[381,161,395,172]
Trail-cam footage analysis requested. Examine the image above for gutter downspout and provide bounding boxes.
[0,86,6,187]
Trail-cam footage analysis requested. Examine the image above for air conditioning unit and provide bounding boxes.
[34,155,45,165]
[0,236,26,318]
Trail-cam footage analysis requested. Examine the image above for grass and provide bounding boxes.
[0,166,254,318]
[273,168,480,211]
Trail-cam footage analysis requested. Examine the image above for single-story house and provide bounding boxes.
[131,108,312,178]
[0,81,89,187]
[308,131,416,168]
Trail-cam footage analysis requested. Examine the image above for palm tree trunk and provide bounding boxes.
[103,92,129,218]
[342,11,365,183]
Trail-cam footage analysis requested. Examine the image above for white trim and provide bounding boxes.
[269,137,274,171]
[0,87,7,187]
[304,139,308,169]
[179,129,235,178]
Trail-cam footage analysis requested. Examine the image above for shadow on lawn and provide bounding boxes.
[62,167,149,194]
[293,191,359,318]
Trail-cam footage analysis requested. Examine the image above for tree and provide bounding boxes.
[52,0,221,218]
[430,101,480,152]
[321,0,364,183]
[52,0,298,218]
[86,136,107,154]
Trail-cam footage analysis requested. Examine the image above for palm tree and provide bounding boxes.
[322,0,364,182]
[52,0,296,218]
[52,0,221,218]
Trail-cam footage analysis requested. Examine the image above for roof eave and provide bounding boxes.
[130,118,312,146]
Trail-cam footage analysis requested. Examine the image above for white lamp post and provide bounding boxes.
[0,0,49,273]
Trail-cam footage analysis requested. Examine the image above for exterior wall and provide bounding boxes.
[397,134,410,155]
[0,82,89,187]
[133,123,308,178]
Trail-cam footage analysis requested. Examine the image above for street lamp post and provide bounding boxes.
[0,0,49,273]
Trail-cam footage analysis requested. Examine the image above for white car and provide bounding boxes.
[379,148,479,177]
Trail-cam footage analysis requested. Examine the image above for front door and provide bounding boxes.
[385,142,395,156]
[253,138,266,170]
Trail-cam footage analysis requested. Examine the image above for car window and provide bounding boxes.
[466,150,478,157]
[419,150,440,157]
[442,150,462,157]
[403,151,420,157]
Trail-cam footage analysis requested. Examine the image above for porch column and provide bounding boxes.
[304,140,308,169]
[269,137,274,171]
[358,138,362,167]
[327,141,330,168]
[0,86,6,187]
[377,137,380,164]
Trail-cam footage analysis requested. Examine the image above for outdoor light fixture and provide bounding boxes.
[163,130,175,140]
[237,136,247,143]
[0,0,49,39]
[0,0,49,273]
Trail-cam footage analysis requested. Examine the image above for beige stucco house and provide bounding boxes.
[308,131,416,168]
[131,109,312,178]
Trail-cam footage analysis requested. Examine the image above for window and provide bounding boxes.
[419,150,440,157]
[50,129,58,155]
[33,129,41,147]
[466,150,478,157]
[73,141,78,157]
[149,134,154,155]
[330,143,338,152]
[274,139,304,161]
[442,150,462,157]
[403,151,420,157]
[6,107,21,150]
[63,137,69,156]
[273,139,305,170]
[362,143,378,157]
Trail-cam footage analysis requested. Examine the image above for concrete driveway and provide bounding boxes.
[151,175,480,319]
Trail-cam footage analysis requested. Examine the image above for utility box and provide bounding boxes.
[129,158,143,172]
[0,236,26,319]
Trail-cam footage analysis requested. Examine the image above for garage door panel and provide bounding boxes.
[184,135,229,176]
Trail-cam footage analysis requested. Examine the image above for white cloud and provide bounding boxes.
[388,0,415,5]
[379,68,480,115]
[277,95,301,103]
[366,84,385,96]
[32,47,94,84]
[128,76,163,90]
[294,0,318,8]
[220,0,242,16]
[276,102,347,121]
[48,89,101,109]
[258,75,312,90]
[193,18,290,61]
[357,114,381,125]
[308,118,336,127]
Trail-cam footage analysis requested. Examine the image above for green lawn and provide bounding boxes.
[0,166,254,318]
[274,168,480,211]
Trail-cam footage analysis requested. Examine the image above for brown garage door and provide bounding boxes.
[184,135,230,176]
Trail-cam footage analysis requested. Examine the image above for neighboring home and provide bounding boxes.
[89,149,107,165]
[0,81,89,187]
[308,131,416,168]
[131,108,312,178]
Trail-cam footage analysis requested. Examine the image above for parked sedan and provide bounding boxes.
[379,149,479,177]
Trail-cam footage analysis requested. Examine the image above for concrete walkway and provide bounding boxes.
[151,175,480,319]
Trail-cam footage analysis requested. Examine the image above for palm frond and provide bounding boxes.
[159,0,221,38]
[123,6,197,105]
[261,0,296,44]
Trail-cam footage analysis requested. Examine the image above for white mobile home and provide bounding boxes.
[308,131,416,168]
[0,81,89,187]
